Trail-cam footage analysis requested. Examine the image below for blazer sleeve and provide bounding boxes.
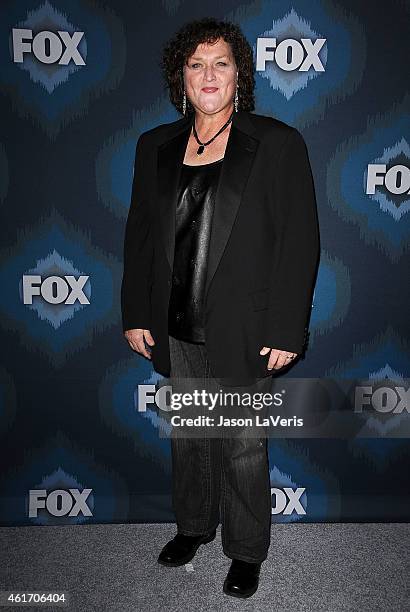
[121,133,153,333]
[264,128,320,354]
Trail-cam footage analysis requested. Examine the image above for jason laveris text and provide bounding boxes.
[170,415,304,427]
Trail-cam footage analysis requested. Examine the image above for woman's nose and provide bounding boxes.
[203,67,217,80]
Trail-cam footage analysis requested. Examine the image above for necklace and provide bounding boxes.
[192,110,234,155]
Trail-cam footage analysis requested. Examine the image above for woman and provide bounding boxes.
[121,17,320,599]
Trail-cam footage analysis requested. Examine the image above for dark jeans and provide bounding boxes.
[168,334,272,563]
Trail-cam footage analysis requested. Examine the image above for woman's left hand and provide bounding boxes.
[259,346,298,370]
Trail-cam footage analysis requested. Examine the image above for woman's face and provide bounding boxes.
[183,38,238,115]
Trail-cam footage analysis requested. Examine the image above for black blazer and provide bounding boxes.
[121,110,320,386]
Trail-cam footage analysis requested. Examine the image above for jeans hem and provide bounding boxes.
[177,527,217,537]
[223,550,267,564]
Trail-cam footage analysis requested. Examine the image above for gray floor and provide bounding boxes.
[0,523,408,611]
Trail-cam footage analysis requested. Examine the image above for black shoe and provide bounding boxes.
[157,529,216,567]
[223,558,262,598]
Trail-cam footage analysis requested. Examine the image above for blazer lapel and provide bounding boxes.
[205,114,258,298]
[157,114,193,277]
[157,110,259,299]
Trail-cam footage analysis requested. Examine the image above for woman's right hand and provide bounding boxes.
[124,329,155,359]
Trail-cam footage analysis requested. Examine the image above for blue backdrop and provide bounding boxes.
[0,0,409,525]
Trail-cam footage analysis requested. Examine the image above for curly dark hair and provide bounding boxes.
[160,17,255,115]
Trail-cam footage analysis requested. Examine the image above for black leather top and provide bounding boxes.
[168,158,224,343]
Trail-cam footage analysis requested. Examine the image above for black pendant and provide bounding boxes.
[197,145,205,155]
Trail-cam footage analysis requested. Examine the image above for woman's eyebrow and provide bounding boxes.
[190,55,229,60]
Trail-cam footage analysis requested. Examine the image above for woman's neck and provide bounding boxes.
[193,106,234,140]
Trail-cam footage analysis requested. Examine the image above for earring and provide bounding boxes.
[234,82,239,112]
[182,89,186,115]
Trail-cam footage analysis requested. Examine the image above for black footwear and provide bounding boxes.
[157,529,216,567]
[223,558,262,598]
